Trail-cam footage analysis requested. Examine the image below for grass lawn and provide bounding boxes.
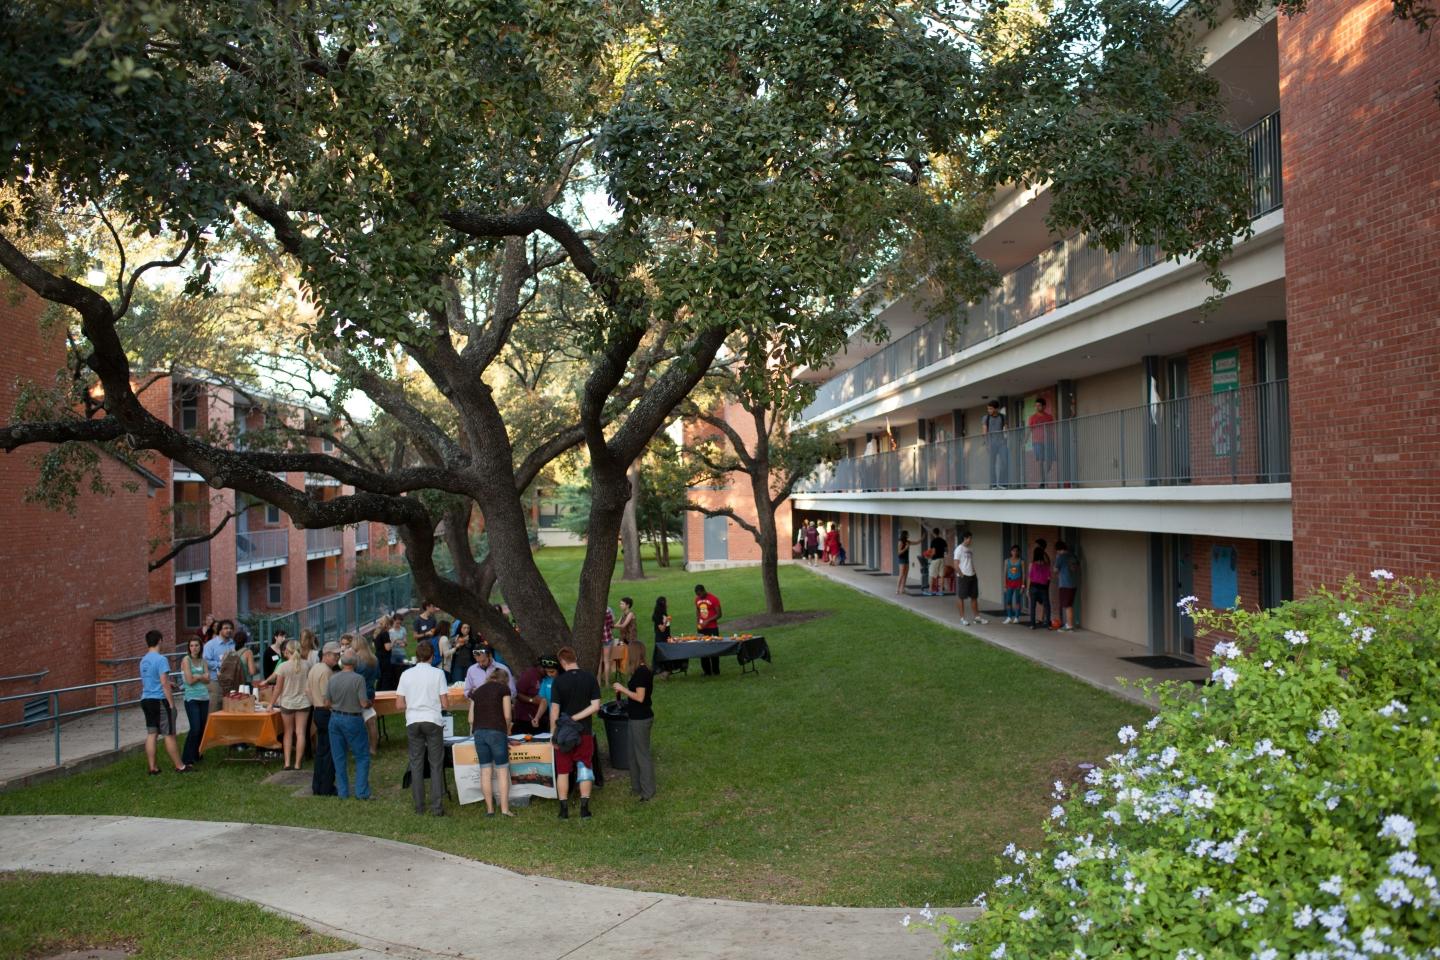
[0,871,350,959]
[0,549,1146,906]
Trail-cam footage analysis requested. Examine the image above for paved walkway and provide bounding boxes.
[0,816,972,960]
[804,562,1209,705]
[0,702,192,792]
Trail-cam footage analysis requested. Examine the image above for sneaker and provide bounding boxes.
[921,591,931,597]
[1061,625,1073,632]
[974,617,989,625]
[958,618,970,626]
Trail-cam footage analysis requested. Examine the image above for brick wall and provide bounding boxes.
[94,605,176,705]
[0,283,172,723]
[682,401,795,565]
[1187,536,1264,662]
[1280,0,1440,589]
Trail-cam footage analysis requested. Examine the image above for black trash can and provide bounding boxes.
[600,699,631,771]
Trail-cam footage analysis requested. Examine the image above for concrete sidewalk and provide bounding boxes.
[0,702,193,792]
[0,816,972,960]
[803,562,1209,705]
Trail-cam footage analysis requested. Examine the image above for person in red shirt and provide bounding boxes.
[1028,396,1057,487]
[693,584,723,676]
[823,523,841,566]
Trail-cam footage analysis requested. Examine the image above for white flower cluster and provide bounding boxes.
[1116,725,1138,744]
[1285,628,1310,646]
[1186,829,1251,865]
[1378,813,1417,848]
[1211,665,1240,689]
[1176,594,1199,614]
[1212,640,1242,660]
[1378,699,1409,718]
[1370,568,1395,581]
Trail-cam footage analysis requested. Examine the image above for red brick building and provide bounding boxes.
[0,283,406,722]
[693,0,1438,662]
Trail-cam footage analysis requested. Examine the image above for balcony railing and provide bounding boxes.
[306,527,343,558]
[172,540,210,584]
[800,112,1283,424]
[306,473,341,488]
[796,380,1290,494]
[355,523,370,551]
[236,529,289,571]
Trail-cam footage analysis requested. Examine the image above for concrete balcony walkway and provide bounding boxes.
[0,815,973,960]
[800,562,1210,706]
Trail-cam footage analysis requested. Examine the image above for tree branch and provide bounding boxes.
[148,509,237,571]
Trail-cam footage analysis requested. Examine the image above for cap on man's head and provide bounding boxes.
[322,641,343,655]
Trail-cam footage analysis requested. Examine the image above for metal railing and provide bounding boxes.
[305,472,341,487]
[249,572,415,654]
[236,528,289,570]
[0,660,183,770]
[305,527,343,558]
[801,112,1283,423]
[796,380,1290,493]
[172,540,211,584]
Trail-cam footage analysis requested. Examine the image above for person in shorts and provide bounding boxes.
[140,629,192,775]
[953,530,987,626]
[467,662,515,817]
[1054,540,1080,631]
[549,646,601,820]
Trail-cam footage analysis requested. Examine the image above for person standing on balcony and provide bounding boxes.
[1028,397,1057,488]
[954,531,987,625]
[983,400,1009,489]
[896,531,912,596]
[1029,539,1053,630]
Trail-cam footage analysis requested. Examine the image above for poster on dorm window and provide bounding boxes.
[449,735,557,805]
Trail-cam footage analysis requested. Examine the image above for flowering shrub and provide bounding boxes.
[922,574,1440,959]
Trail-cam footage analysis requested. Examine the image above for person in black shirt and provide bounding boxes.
[413,602,440,653]
[928,528,949,596]
[612,645,656,801]
[549,646,601,820]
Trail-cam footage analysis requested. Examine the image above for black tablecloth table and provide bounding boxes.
[653,636,771,675]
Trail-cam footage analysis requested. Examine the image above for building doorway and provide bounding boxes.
[703,515,728,562]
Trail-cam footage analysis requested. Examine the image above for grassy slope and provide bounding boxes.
[0,550,1145,906]
[0,871,350,959]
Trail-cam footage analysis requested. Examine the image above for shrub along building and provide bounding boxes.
[0,283,404,727]
[686,0,1439,662]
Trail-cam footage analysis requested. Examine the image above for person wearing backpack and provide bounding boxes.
[549,646,602,820]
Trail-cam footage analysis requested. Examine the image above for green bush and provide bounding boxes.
[353,556,410,585]
[921,573,1440,959]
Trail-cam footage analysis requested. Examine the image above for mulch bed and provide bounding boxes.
[724,610,832,631]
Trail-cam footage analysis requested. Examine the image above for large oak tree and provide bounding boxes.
[1,0,1258,666]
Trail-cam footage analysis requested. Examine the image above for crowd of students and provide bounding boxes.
[143,602,663,820]
[894,529,1080,630]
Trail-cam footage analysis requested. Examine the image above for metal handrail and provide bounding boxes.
[797,380,1290,493]
[0,672,186,770]
[801,112,1283,424]
[0,670,50,685]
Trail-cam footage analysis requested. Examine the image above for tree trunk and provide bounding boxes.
[661,530,671,567]
[620,458,645,580]
[571,459,631,672]
[752,474,785,614]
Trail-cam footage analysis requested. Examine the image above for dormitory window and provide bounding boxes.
[267,568,283,606]
[266,504,281,524]
[179,394,199,433]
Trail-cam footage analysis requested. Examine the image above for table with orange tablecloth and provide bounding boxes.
[373,690,470,717]
[199,708,283,753]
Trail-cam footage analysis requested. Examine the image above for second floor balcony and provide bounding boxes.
[796,380,1290,495]
[172,540,210,585]
[236,529,289,573]
[800,112,1283,425]
[306,527,343,559]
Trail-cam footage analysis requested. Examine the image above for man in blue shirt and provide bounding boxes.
[202,620,235,712]
[140,629,192,774]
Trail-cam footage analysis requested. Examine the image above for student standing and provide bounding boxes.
[1054,541,1080,631]
[1002,545,1026,624]
[1029,539,1053,630]
[953,530,987,625]
[612,645,656,801]
[326,651,373,800]
[1028,397,1057,488]
[927,527,948,596]
[180,637,210,767]
[693,584,723,676]
[896,531,912,596]
[308,642,342,797]
[983,400,1009,488]
[652,597,675,676]
[550,647,602,820]
[139,630,192,775]
[396,638,451,817]
[271,639,312,770]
